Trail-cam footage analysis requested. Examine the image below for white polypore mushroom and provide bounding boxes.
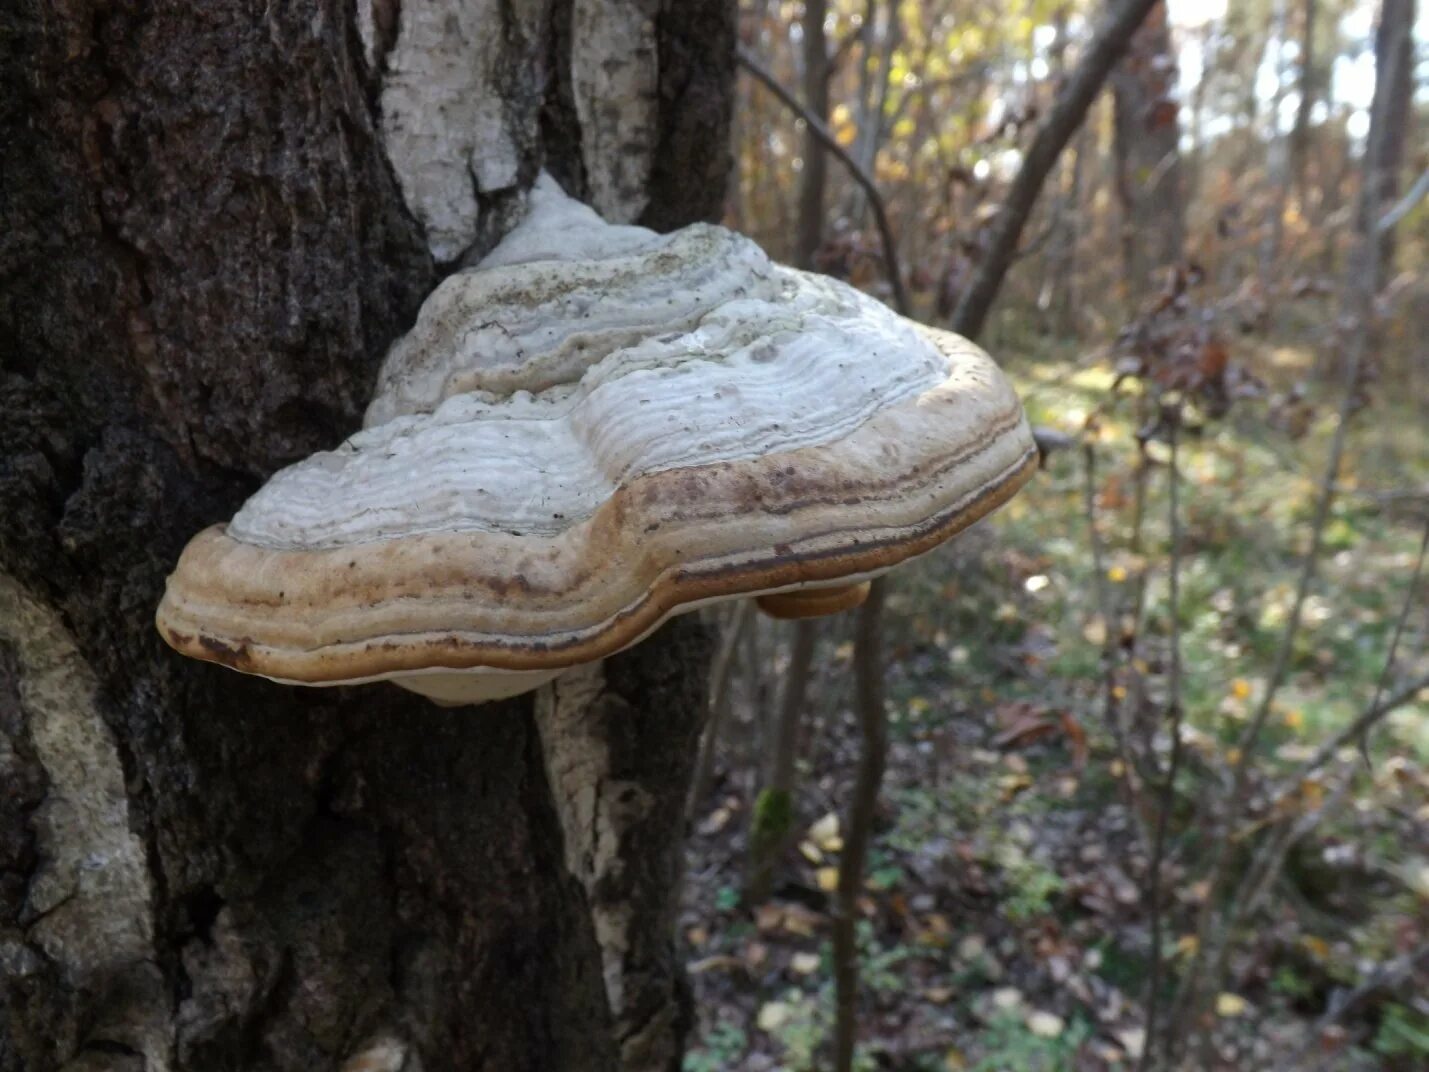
[156,175,1037,705]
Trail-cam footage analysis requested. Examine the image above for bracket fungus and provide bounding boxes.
[156,175,1037,705]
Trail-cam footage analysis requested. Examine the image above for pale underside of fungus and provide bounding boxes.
[157,175,1037,704]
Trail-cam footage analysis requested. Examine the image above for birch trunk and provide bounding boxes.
[0,2,732,1069]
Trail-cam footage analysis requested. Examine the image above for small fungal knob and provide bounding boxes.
[755,582,872,620]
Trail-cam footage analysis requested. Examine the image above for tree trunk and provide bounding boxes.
[1359,0,1416,278]
[1109,0,1185,303]
[0,2,733,1070]
[1289,0,1320,206]
[1259,0,1293,283]
[844,0,899,230]
[1328,0,1415,382]
[795,0,830,269]
[1037,6,1084,336]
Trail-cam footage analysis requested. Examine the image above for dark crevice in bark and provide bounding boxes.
[454,0,552,266]
[355,0,403,88]
[541,0,586,200]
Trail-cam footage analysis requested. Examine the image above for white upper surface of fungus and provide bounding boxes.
[158,174,1036,704]
[230,175,969,550]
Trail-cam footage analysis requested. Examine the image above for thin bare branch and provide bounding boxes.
[1214,520,1429,1003]
[1254,519,1429,817]
[951,0,1162,338]
[737,43,911,314]
[1306,940,1429,1069]
[1376,166,1429,233]
[1294,670,1429,788]
[1356,516,1429,758]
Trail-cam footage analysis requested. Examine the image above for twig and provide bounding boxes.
[824,23,864,87]
[1225,519,1429,932]
[1284,668,1429,794]
[950,0,1162,338]
[1137,420,1187,1072]
[1377,167,1429,233]
[737,43,911,315]
[1305,940,1429,1067]
[1355,516,1429,759]
[833,577,889,1072]
[1229,771,1350,947]
[1032,426,1076,465]
[1241,680,1429,906]
[740,610,769,802]
[1331,483,1429,506]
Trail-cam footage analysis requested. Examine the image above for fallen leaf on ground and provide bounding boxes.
[790,952,820,975]
[1216,992,1249,1017]
[1115,1026,1147,1059]
[1027,1011,1065,1038]
[809,813,842,852]
[992,987,1023,1011]
[757,1001,793,1032]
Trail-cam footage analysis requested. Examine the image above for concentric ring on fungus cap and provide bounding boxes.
[156,175,1037,704]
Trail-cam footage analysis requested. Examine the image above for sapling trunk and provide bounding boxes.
[833,578,890,1072]
[747,618,819,903]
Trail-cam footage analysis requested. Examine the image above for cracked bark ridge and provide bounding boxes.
[374,0,551,263]
[571,0,661,223]
[536,617,712,1072]
[1,1,730,1068]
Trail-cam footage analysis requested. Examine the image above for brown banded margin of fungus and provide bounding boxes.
[155,174,1037,705]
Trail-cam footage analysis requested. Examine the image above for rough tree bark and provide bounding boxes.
[1109,0,1186,302]
[0,2,733,1070]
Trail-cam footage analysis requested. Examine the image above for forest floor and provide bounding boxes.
[680,342,1429,1072]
